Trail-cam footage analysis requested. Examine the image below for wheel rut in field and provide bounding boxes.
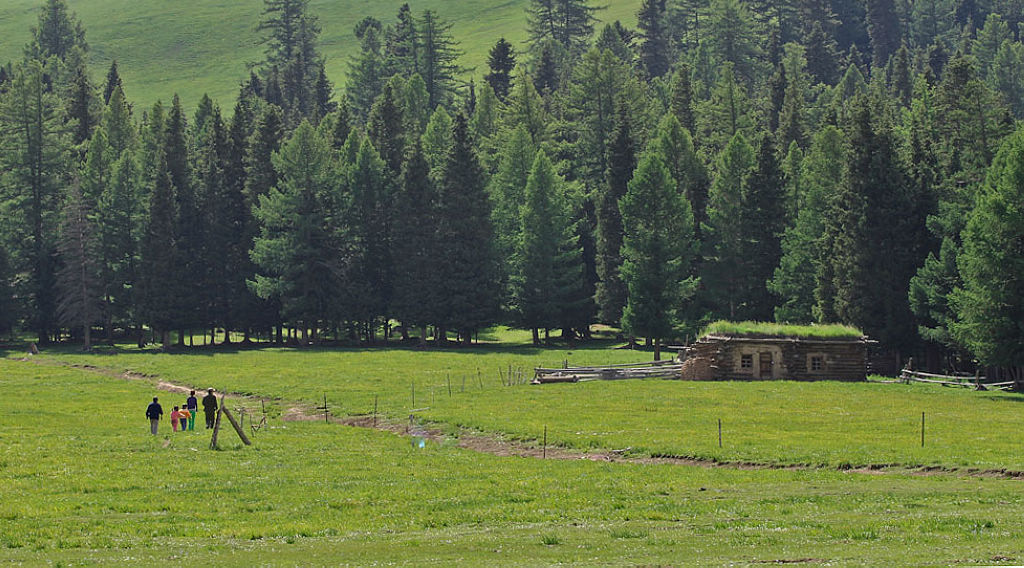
[17,356,1024,480]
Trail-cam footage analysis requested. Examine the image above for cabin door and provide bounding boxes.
[759,352,773,379]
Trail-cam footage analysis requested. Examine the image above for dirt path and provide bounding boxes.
[18,356,1024,480]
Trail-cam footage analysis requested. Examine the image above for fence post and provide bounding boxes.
[921,412,925,447]
[718,418,722,448]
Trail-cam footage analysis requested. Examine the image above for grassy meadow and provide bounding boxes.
[0,0,643,111]
[2,356,1024,565]
[26,336,1024,471]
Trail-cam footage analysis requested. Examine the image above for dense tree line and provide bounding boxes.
[2,0,1024,382]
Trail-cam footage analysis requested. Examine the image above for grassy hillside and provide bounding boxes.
[0,0,642,111]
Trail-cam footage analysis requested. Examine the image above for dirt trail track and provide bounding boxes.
[17,356,1024,480]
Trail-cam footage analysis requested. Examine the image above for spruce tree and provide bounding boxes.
[485,38,516,101]
[740,133,787,320]
[951,128,1024,387]
[595,103,635,326]
[512,150,586,343]
[770,126,844,322]
[25,0,87,63]
[702,131,754,320]
[417,10,464,110]
[367,80,406,175]
[421,106,454,183]
[866,0,901,69]
[345,18,386,123]
[391,142,439,344]
[343,138,391,338]
[0,60,66,344]
[139,166,179,348]
[251,122,340,344]
[434,113,500,342]
[670,66,695,133]
[651,114,708,241]
[56,182,102,350]
[638,0,671,78]
[385,3,419,77]
[620,149,698,359]
[103,60,122,104]
[527,0,603,57]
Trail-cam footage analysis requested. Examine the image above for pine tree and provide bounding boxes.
[527,0,603,57]
[417,10,464,110]
[391,142,439,343]
[702,131,755,320]
[98,153,142,339]
[707,0,761,86]
[620,149,698,359]
[595,103,635,326]
[257,0,324,122]
[533,42,560,94]
[66,53,97,151]
[251,122,340,344]
[343,138,391,337]
[651,114,708,241]
[740,133,787,320]
[950,128,1024,387]
[989,40,1024,118]
[345,18,386,123]
[819,100,925,352]
[103,60,122,104]
[367,80,406,175]
[25,0,88,63]
[638,0,671,78]
[513,150,583,342]
[488,125,537,269]
[0,60,66,344]
[866,0,901,69]
[0,247,16,339]
[421,106,454,183]
[485,38,516,100]
[385,3,419,77]
[770,125,844,322]
[56,182,102,350]
[670,66,695,133]
[402,74,430,139]
[434,113,500,342]
[139,166,179,348]
[101,85,135,157]
[470,82,500,143]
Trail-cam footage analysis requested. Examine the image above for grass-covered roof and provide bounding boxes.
[700,321,864,339]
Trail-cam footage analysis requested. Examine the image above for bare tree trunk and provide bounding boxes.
[532,328,540,345]
[654,337,661,361]
[419,325,428,347]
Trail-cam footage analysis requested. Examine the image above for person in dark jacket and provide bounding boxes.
[202,388,218,428]
[146,397,163,435]
[186,390,198,431]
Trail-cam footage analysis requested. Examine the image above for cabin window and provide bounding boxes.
[740,354,753,370]
[810,356,824,372]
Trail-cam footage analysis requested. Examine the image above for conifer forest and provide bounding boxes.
[1,0,1023,382]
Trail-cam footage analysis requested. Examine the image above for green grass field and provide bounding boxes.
[29,338,1024,471]
[0,0,643,111]
[3,356,1024,565]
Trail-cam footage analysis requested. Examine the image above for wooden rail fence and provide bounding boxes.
[899,368,1016,390]
[534,360,682,384]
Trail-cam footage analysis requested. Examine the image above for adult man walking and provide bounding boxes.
[146,397,163,435]
[203,388,218,429]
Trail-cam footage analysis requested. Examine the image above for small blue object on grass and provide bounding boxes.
[412,437,426,449]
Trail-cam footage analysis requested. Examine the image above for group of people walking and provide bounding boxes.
[145,388,220,435]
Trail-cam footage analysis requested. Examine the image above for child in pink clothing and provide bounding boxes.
[170,406,181,432]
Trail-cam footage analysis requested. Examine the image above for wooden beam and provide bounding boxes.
[221,403,252,446]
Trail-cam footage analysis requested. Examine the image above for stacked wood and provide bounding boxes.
[533,360,683,384]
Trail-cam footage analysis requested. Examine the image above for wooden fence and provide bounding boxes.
[534,360,682,384]
[899,368,1016,390]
